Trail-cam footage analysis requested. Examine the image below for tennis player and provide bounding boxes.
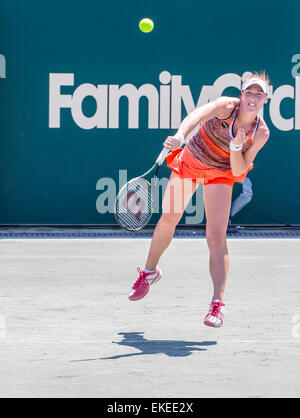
[129,72,270,328]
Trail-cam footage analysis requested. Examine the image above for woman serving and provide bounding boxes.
[128,72,270,328]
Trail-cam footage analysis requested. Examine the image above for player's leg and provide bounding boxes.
[145,172,198,270]
[129,172,199,301]
[203,183,233,326]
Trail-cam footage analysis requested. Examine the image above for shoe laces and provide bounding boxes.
[209,301,225,317]
[133,267,146,289]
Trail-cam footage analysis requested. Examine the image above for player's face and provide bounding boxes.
[241,85,267,113]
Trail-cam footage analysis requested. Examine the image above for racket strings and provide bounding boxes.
[115,178,154,230]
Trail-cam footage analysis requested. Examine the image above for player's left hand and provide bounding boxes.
[233,128,248,145]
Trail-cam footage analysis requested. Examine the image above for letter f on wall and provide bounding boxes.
[49,73,74,128]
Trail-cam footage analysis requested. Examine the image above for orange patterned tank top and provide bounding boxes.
[187,101,260,171]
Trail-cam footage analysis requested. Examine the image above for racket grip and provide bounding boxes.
[155,147,169,166]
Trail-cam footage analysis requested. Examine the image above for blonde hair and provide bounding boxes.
[243,70,270,86]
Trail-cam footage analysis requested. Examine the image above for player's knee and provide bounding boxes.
[159,212,181,228]
[206,231,227,251]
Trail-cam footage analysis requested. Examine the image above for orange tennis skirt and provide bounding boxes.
[166,145,253,188]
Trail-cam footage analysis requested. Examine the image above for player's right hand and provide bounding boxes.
[163,136,181,150]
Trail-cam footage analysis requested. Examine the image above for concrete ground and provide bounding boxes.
[0,238,299,398]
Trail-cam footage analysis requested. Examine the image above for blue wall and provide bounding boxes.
[0,0,299,225]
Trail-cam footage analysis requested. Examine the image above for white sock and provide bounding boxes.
[144,268,156,274]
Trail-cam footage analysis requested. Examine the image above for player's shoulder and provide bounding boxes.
[213,96,239,118]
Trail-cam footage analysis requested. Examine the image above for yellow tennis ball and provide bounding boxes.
[139,18,154,33]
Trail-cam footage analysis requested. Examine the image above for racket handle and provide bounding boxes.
[155,147,169,166]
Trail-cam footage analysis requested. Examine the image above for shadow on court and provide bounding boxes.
[70,332,217,362]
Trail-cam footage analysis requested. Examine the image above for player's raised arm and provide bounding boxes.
[164,97,239,150]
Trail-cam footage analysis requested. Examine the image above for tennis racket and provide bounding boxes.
[114,147,169,231]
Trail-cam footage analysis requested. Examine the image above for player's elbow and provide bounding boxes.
[232,170,243,177]
[231,160,250,177]
[231,166,247,177]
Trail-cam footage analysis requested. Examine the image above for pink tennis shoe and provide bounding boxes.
[129,267,162,301]
[204,300,225,328]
